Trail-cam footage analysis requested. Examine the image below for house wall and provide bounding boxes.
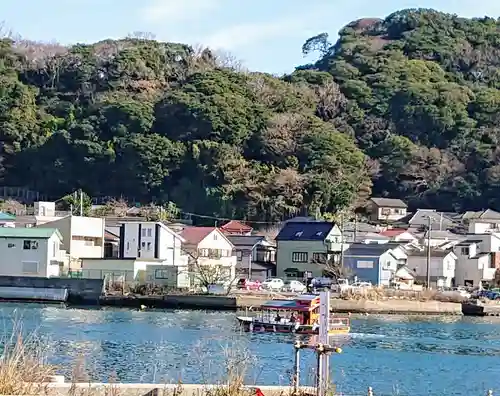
[407,255,455,287]
[146,264,190,288]
[371,206,407,222]
[468,221,500,234]
[0,234,62,277]
[378,251,398,286]
[343,256,380,285]
[276,240,327,278]
[81,258,148,282]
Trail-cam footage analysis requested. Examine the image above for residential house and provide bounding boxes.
[226,235,276,281]
[275,222,343,279]
[453,238,498,287]
[459,209,500,234]
[379,229,418,243]
[421,230,462,247]
[104,230,120,258]
[179,227,237,282]
[393,266,418,287]
[37,215,105,267]
[220,220,253,236]
[82,221,189,288]
[0,228,64,277]
[366,198,408,223]
[343,221,381,243]
[14,201,71,227]
[406,249,457,288]
[404,209,455,231]
[343,243,405,286]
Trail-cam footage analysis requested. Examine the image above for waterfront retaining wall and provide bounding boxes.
[102,294,238,310]
[0,276,104,304]
[42,383,300,396]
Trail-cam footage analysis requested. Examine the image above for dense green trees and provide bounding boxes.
[3,9,500,221]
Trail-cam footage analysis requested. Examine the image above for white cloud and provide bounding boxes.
[140,0,221,23]
[204,16,307,50]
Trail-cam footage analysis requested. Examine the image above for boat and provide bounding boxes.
[237,294,350,335]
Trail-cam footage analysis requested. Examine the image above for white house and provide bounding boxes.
[454,239,495,287]
[0,227,64,277]
[37,215,105,260]
[366,198,408,223]
[460,209,500,234]
[406,249,457,288]
[81,221,189,288]
[179,227,237,281]
[421,230,461,247]
[379,229,418,243]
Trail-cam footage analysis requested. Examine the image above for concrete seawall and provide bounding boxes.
[0,276,104,304]
[100,294,462,315]
[42,383,300,396]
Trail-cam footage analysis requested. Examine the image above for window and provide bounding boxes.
[198,248,209,257]
[7,243,15,248]
[147,228,152,237]
[22,261,39,274]
[52,242,57,257]
[126,242,130,250]
[356,260,373,269]
[141,242,146,249]
[312,253,327,263]
[147,242,152,251]
[295,231,303,237]
[23,240,38,250]
[237,251,243,261]
[155,269,170,279]
[141,228,146,237]
[461,247,469,255]
[292,252,308,263]
[214,233,218,240]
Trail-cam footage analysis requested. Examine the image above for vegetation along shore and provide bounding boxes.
[3,8,500,220]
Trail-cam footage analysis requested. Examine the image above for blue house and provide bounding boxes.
[343,243,403,286]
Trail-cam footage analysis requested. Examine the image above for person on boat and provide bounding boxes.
[289,313,296,323]
[275,312,282,323]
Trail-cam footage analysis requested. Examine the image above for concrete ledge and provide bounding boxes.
[39,383,303,396]
[101,295,238,310]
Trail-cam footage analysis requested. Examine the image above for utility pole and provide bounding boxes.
[353,213,358,242]
[426,216,432,289]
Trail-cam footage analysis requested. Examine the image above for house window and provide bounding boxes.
[447,261,454,271]
[461,247,469,255]
[356,260,373,269]
[147,228,152,237]
[141,242,146,249]
[23,240,38,250]
[312,253,327,263]
[22,261,39,274]
[237,251,242,261]
[198,248,209,257]
[141,228,146,237]
[292,252,308,263]
[155,269,170,279]
[7,243,15,248]
[126,242,130,250]
[53,242,57,257]
[214,233,218,240]
[147,242,152,251]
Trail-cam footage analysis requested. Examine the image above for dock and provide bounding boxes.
[462,301,500,316]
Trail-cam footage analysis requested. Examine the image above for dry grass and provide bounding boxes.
[340,287,467,303]
[0,326,56,395]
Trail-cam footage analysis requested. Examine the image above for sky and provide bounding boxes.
[2,0,500,74]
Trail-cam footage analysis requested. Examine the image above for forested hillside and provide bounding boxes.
[2,8,500,221]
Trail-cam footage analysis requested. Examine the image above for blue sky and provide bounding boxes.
[2,0,500,74]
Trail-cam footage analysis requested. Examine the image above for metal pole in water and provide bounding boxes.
[318,291,331,396]
[293,340,302,395]
[315,345,323,396]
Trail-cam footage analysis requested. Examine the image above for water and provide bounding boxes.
[0,303,498,396]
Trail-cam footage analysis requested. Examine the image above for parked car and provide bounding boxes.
[475,289,500,300]
[262,278,285,291]
[236,278,262,291]
[309,277,333,291]
[283,280,306,293]
[350,281,372,289]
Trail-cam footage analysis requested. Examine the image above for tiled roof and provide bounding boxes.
[276,222,335,241]
[407,249,454,258]
[344,242,399,257]
[379,229,408,237]
[0,227,61,239]
[104,230,119,241]
[180,227,216,244]
[0,212,15,221]
[227,235,264,247]
[370,197,407,208]
[220,220,253,233]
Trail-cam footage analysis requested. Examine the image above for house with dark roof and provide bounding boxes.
[404,209,455,231]
[226,235,276,281]
[405,248,457,288]
[343,242,406,286]
[366,197,408,223]
[275,221,342,279]
[458,209,500,234]
[220,220,253,236]
[179,226,237,281]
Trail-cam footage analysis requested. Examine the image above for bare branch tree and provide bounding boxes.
[310,254,352,280]
[0,199,25,215]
